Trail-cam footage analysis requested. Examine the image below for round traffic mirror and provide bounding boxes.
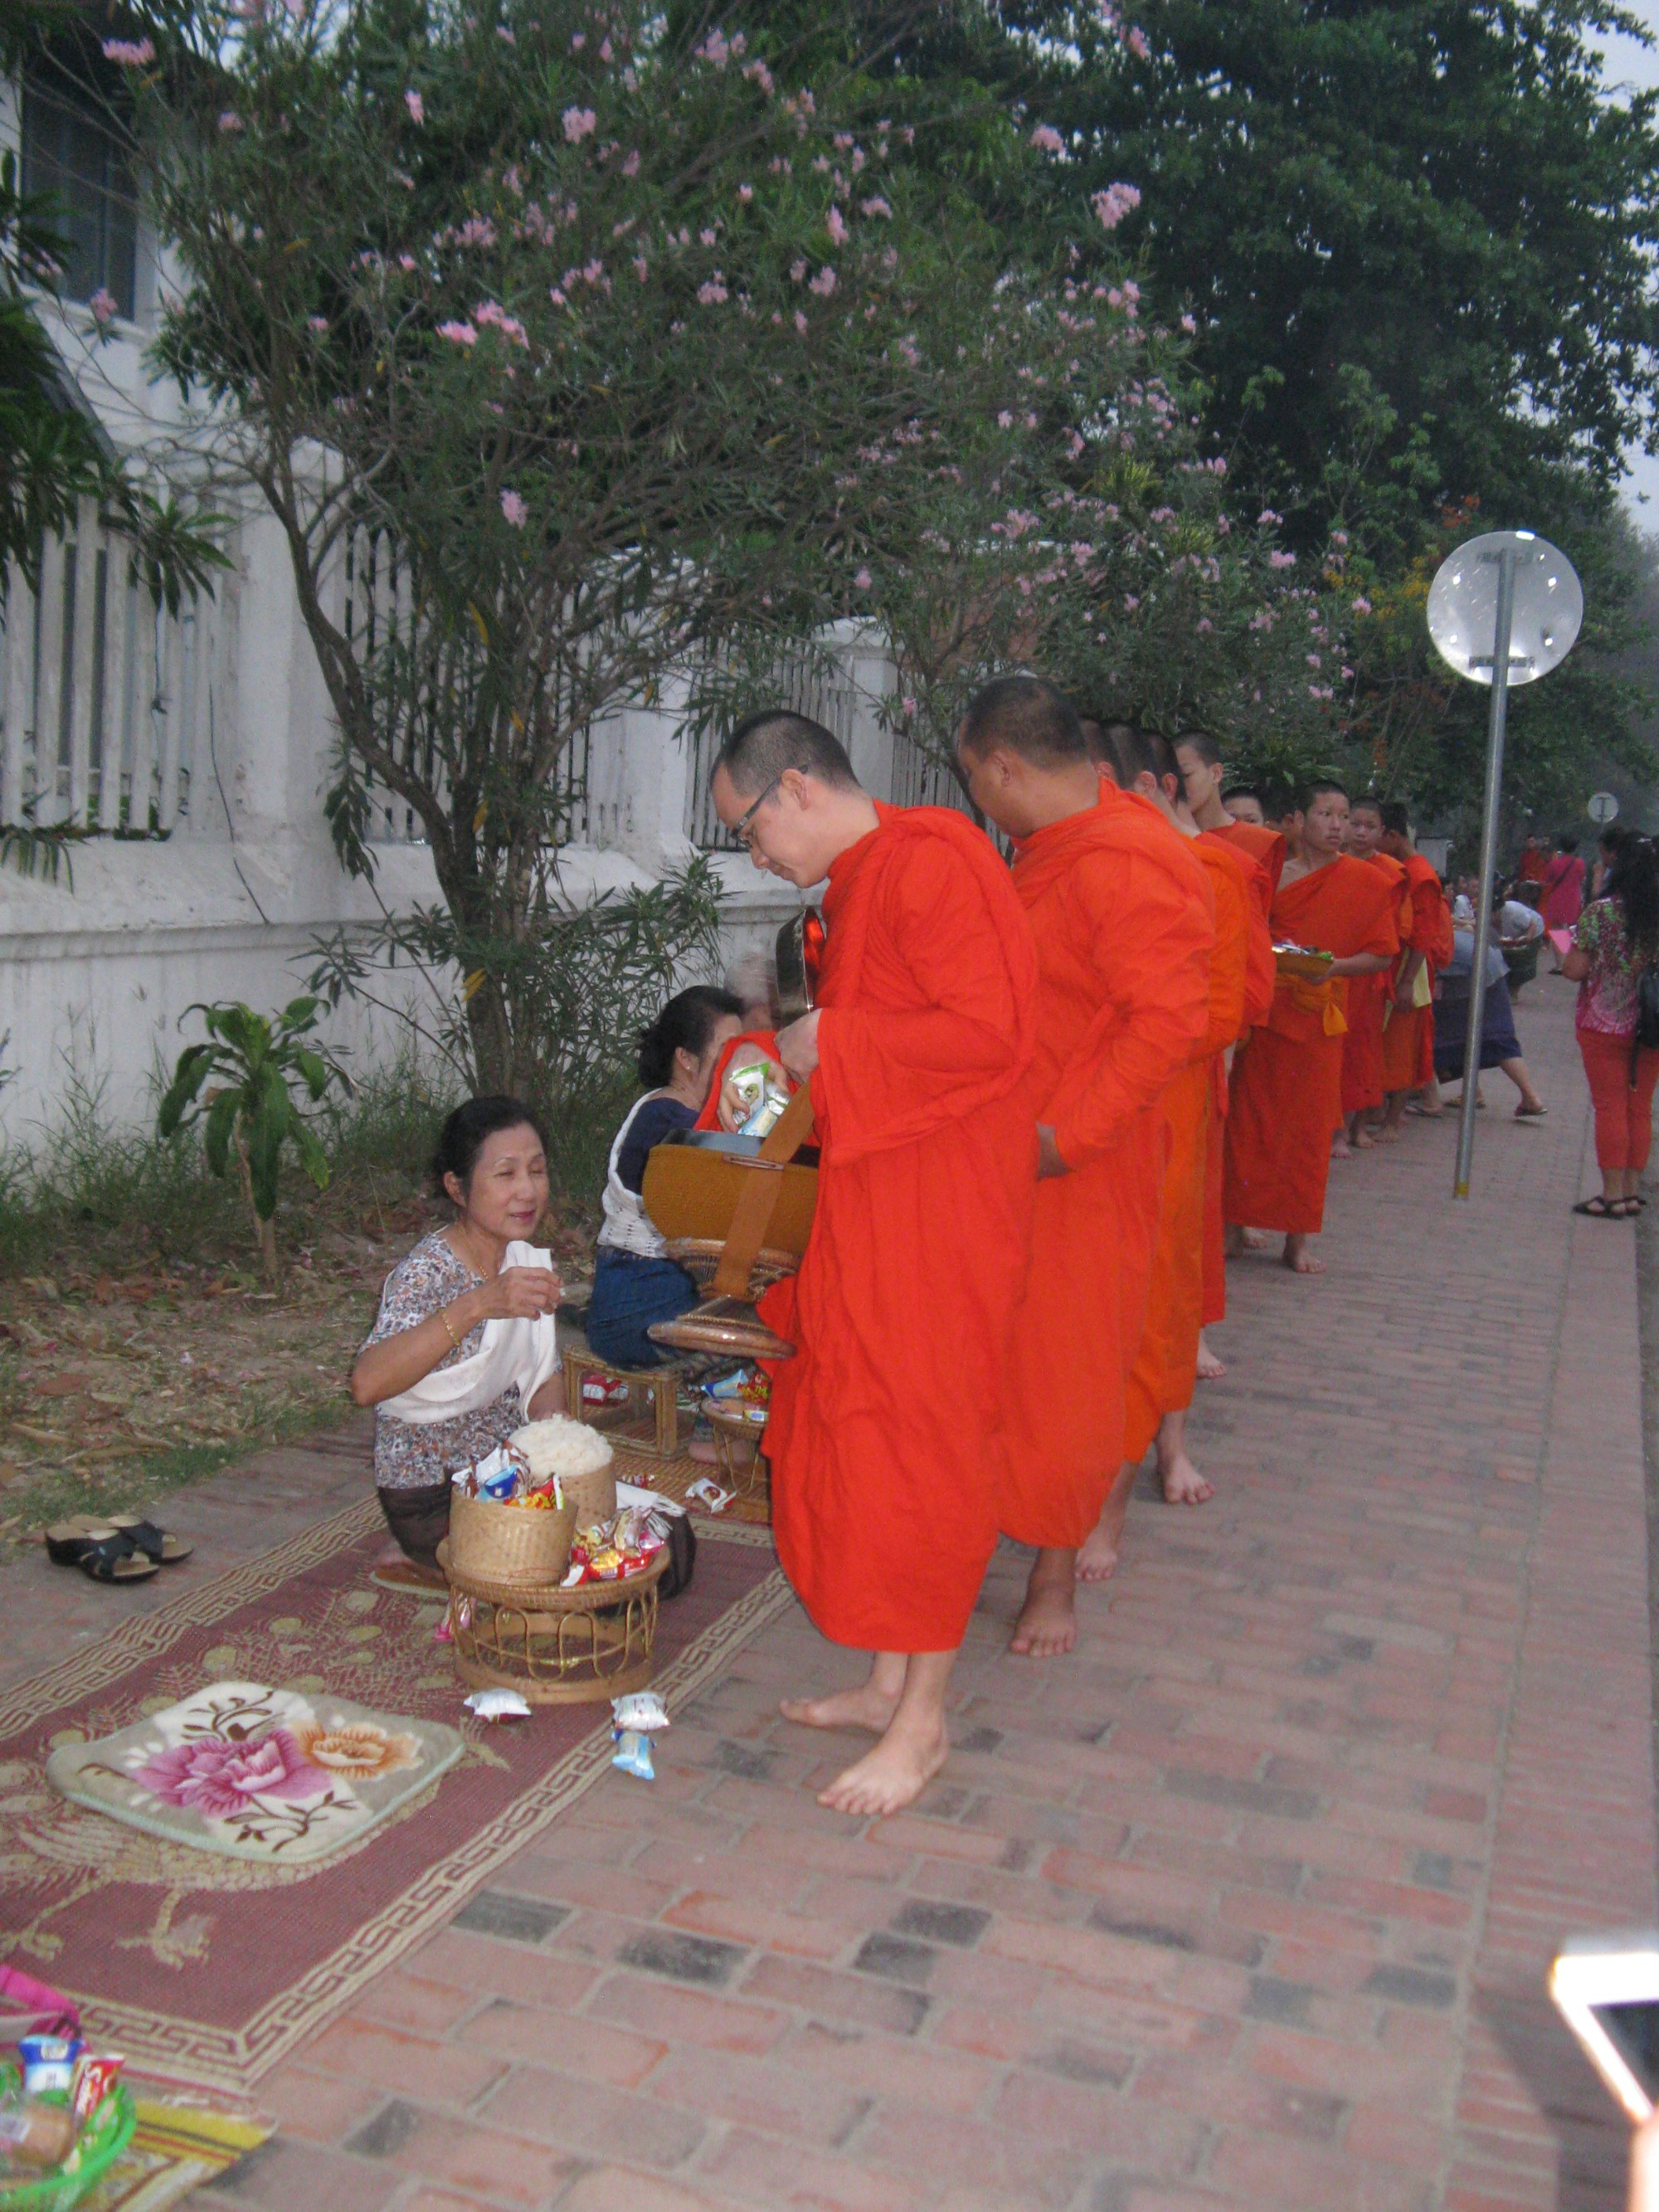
[1427,531,1584,688]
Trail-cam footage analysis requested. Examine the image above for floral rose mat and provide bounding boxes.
[49,1682,464,1867]
[0,1498,786,2091]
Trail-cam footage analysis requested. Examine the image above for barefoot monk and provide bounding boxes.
[957,683,1211,1654]
[1377,801,1455,1138]
[709,711,1037,1816]
[1222,782,1401,1274]
[1340,798,1411,1152]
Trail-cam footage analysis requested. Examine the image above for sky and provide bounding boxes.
[1604,2,1659,520]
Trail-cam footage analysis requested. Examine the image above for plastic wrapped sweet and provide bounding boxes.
[464,1688,533,1722]
[611,1728,655,1781]
[611,1692,670,1733]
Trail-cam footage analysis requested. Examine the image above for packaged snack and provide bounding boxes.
[0,2096,78,2171]
[464,1688,533,1721]
[586,1545,625,1580]
[611,1728,654,1781]
[71,2052,124,2123]
[726,1057,771,1115]
[611,1691,670,1733]
[739,1082,791,1140]
[581,1373,632,1408]
[18,2034,80,2097]
[685,1477,733,1513]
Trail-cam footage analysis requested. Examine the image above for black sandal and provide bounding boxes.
[104,1515,193,1566]
[1574,1196,1624,1219]
[73,1529,158,1583]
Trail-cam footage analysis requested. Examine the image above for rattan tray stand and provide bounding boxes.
[437,1540,668,1705]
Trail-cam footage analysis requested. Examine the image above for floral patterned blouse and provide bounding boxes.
[363,1230,525,1491]
[1573,897,1647,1038]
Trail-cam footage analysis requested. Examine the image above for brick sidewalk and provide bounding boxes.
[17,981,1656,2211]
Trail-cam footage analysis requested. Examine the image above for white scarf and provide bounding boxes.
[379,1240,562,1425]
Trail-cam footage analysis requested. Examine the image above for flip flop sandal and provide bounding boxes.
[74,1529,158,1583]
[102,1514,193,1566]
[1573,1196,1623,1219]
[44,1516,109,1567]
[1515,1104,1549,1118]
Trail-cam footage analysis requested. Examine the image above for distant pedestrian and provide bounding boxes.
[1433,921,1547,1118]
[1590,825,1627,903]
[1511,834,1550,907]
[1561,836,1659,1220]
[1539,835,1586,971]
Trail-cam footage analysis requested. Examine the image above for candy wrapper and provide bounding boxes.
[611,1728,654,1781]
[580,1373,632,1409]
[611,1692,670,1733]
[465,1688,533,1722]
[71,2053,124,2124]
[685,1477,733,1513]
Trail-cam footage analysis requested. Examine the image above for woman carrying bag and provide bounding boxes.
[1562,838,1659,1220]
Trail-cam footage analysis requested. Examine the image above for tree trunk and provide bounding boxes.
[234,1129,281,1290]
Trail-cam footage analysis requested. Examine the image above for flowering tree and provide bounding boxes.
[113,2,998,1097]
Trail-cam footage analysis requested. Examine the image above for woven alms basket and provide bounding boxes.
[448,1486,577,1586]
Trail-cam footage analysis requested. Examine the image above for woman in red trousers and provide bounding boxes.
[1563,837,1659,1219]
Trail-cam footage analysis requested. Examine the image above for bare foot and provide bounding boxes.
[781,1682,900,1735]
[1282,1235,1326,1275]
[1010,1560,1076,1657]
[1160,1449,1214,1505]
[1195,1334,1227,1381]
[1374,1122,1403,1145]
[1351,1125,1375,1149]
[1243,1228,1272,1251]
[1331,1133,1353,1160]
[818,1721,949,1818]
[1077,1477,1131,1583]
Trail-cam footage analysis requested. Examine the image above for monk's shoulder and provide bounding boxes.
[873,810,1014,921]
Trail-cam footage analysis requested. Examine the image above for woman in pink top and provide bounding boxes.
[1539,835,1586,970]
[1561,837,1659,1217]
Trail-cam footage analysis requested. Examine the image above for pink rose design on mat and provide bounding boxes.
[135,1729,325,1816]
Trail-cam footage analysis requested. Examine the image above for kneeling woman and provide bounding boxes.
[586,987,744,1368]
[351,1097,566,1579]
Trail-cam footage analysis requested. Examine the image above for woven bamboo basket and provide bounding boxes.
[448,1486,576,1586]
[438,1542,668,1703]
[703,1401,770,1503]
[664,1240,801,1294]
[562,1464,618,1529]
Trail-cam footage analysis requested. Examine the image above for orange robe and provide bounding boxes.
[996,792,1212,1548]
[1209,819,1287,894]
[1223,859,1401,1235]
[756,805,1036,1650]
[1380,854,1454,1092]
[1340,855,1409,1118]
[694,1030,783,1130]
[1196,835,1273,1327]
[1123,840,1248,1460]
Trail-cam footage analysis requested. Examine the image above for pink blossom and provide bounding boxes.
[1258,508,1282,524]
[853,567,872,588]
[571,29,585,46]
[1124,594,1140,611]
[1330,529,1349,547]
[790,259,807,283]
[397,253,417,271]
[1268,550,1297,569]
[496,22,515,40]
[1092,182,1141,230]
[696,28,730,66]
[622,149,640,177]
[1306,652,1322,669]
[698,227,717,248]
[405,89,425,123]
[744,58,775,95]
[794,309,809,334]
[307,314,328,334]
[217,111,245,132]
[1126,24,1151,56]
[1196,617,1214,633]
[633,256,649,281]
[997,409,1014,429]
[1030,123,1065,154]
[1341,666,1355,680]
[808,266,837,296]
[826,205,849,246]
[102,37,154,65]
[501,490,528,528]
[1179,312,1196,334]
[738,183,753,202]
[436,319,478,344]
[859,196,892,221]
[88,287,119,326]
[562,106,597,142]
[549,287,567,306]
[1351,596,1373,615]
[135,1729,324,1817]
[698,276,729,304]
[600,37,612,61]
[901,696,917,716]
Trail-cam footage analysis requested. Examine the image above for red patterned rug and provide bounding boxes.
[0,1501,786,2091]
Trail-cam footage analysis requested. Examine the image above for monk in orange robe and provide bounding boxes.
[957,684,1211,1654]
[1222,782,1401,1274]
[1377,801,1455,1136]
[1339,799,1411,1153]
[1078,730,1245,1571]
[709,709,1036,1817]
[1175,734,1277,1364]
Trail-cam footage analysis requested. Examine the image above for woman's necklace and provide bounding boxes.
[449,1220,499,1281]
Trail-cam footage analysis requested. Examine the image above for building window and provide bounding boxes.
[20,74,139,322]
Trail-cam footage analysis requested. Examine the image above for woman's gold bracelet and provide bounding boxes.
[439,1308,460,1351]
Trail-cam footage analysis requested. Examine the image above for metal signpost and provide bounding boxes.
[1588,792,1620,828]
[1425,531,1584,1199]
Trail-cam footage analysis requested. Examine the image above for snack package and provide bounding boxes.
[464,1688,533,1722]
[611,1728,654,1781]
[474,1446,521,1502]
[17,2035,80,2097]
[726,1057,771,1118]
[740,1082,791,1140]
[581,1373,632,1409]
[611,1691,670,1733]
[0,2096,78,2171]
[71,2053,123,2124]
[685,1477,733,1513]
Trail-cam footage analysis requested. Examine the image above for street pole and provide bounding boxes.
[1453,543,1517,1200]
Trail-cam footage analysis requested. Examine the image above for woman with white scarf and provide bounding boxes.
[351,1097,565,1586]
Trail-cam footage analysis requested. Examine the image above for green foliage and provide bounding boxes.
[157,998,349,1279]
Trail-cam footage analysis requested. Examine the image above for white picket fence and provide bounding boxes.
[0,498,231,838]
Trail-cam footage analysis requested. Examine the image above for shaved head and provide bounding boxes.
[958,675,1088,766]
[716,709,859,798]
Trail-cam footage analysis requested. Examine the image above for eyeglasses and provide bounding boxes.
[732,776,781,850]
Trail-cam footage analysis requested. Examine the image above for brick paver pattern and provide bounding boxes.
[19,984,1652,2212]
